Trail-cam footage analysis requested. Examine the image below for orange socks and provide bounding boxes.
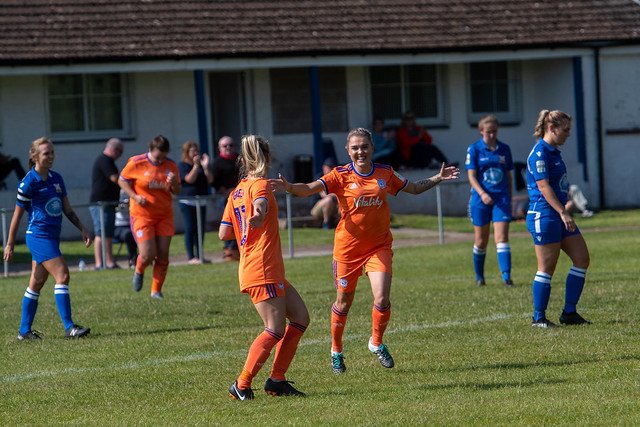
[237,328,282,389]
[331,304,348,353]
[371,303,391,347]
[151,258,169,294]
[269,322,307,381]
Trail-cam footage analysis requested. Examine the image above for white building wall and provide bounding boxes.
[599,47,640,208]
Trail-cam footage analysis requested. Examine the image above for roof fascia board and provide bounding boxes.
[0,47,595,76]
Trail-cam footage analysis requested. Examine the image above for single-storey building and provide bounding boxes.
[1,0,639,237]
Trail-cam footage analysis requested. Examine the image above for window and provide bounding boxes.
[467,61,521,125]
[270,67,347,134]
[369,64,447,126]
[47,73,131,139]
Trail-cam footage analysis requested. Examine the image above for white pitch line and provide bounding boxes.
[1,313,517,384]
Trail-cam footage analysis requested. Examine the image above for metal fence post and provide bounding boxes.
[436,185,444,244]
[195,196,204,263]
[2,209,7,277]
[99,202,107,268]
[286,193,294,259]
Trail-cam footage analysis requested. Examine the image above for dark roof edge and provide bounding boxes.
[1,39,638,68]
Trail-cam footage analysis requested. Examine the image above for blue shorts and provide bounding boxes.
[89,205,116,238]
[26,234,62,264]
[526,210,581,245]
[468,193,511,226]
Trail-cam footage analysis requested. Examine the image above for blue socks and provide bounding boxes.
[54,284,74,331]
[496,242,511,282]
[20,288,39,335]
[472,246,486,281]
[532,271,552,321]
[564,266,587,313]
[473,243,511,282]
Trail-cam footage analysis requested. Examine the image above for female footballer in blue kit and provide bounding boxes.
[4,137,92,340]
[466,115,514,287]
[526,110,590,328]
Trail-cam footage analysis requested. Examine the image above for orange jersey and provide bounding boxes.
[321,162,407,261]
[221,177,285,290]
[120,153,179,220]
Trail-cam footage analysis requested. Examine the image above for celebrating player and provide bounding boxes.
[466,115,514,287]
[220,135,309,400]
[119,135,180,299]
[4,137,92,340]
[526,109,591,328]
[272,128,459,374]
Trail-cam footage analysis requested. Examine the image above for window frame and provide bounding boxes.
[46,73,133,142]
[269,67,348,135]
[368,64,449,128]
[466,61,522,126]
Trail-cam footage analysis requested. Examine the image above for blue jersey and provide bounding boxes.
[465,138,513,196]
[526,138,569,211]
[16,168,67,239]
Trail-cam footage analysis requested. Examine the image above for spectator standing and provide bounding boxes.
[119,135,180,300]
[395,111,452,168]
[526,109,591,328]
[272,128,459,374]
[220,135,309,400]
[4,137,92,340]
[89,138,124,270]
[466,115,514,287]
[178,140,213,265]
[212,136,240,261]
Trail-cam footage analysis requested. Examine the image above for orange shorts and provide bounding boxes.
[243,281,290,304]
[332,248,393,293]
[131,215,175,243]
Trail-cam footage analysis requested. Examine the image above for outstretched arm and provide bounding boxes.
[403,163,460,195]
[270,174,325,197]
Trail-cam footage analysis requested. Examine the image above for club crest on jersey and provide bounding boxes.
[499,155,506,164]
[232,188,244,200]
[54,183,62,193]
[278,283,284,290]
[339,278,348,288]
[377,179,386,189]
[45,197,62,217]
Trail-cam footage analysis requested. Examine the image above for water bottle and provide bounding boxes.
[78,259,86,272]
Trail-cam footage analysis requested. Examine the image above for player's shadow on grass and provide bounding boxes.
[95,324,220,337]
[440,354,640,373]
[419,378,568,391]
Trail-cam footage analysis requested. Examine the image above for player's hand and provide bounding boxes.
[560,210,576,232]
[166,172,176,185]
[81,229,92,247]
[133,194,147,206]
[438,163,460,181]
[480,192,494,205]
[248,211,266,229]
[269,173,290,193]
[4,244,13,262]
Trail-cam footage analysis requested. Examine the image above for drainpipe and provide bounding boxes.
[309,66,323,176]
[593,47,605,209]
[194,70,210,154]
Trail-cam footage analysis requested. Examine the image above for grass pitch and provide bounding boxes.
[1,212,639,425]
